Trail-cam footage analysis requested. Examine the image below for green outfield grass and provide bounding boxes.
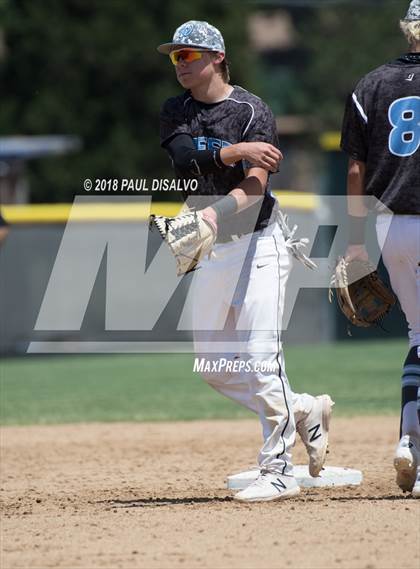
[0,340,406,426]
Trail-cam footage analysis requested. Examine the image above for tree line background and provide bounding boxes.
[0,0,409,202]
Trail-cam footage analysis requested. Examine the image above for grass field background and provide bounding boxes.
[0,339,406,425]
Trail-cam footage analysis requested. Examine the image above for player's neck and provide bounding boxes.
[190,76,233,104]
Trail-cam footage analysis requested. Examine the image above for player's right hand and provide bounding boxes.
[240,142,283,172]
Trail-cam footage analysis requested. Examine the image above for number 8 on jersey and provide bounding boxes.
[388,96,420,157]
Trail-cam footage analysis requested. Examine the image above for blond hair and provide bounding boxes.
[400,19,420,46]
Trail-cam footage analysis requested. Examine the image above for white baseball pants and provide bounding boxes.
[192,221,314,475]
[376,214,420,348]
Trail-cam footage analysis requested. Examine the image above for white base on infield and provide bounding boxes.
[227,465,363,490]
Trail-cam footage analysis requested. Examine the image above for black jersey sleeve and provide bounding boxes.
[241,99,280,171]
[164,133,229,176]
[159,97,191,146]
[340,91,368,162]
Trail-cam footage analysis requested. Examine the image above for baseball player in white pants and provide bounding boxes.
[193,220,324,480]
[376,214,420,496]
[158,20,334,502]
[342,0,420,497]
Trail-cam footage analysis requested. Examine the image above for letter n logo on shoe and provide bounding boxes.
[271,478,287,493]
[308,423,322,442]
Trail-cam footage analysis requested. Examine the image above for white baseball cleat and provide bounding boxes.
[233,471,300,503]
[393,434,419,493]
[411,465,420,498]
[296,394,335,477]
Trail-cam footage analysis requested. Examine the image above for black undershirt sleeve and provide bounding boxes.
[163,134,230,177]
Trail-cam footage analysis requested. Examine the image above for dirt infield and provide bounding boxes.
[1,417,419,569]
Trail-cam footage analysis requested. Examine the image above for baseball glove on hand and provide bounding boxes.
[329,257,396,328]
[149,209,216,276]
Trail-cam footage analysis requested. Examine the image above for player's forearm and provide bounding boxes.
[201,169,267,224]
[219,143,246,166]
[347,159,367,216]
[229,174,266,212]
[220,142,282,173]
[219,168,268,215]
[347,158,368,247]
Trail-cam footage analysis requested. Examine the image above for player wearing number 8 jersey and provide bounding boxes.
[341,0,420,497]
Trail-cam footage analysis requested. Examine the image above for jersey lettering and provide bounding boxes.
[193,136,231,151]
[388,96,420,157]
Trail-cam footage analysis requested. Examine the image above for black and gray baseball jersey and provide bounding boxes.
[160,85,279,239]
[341,53,420,214]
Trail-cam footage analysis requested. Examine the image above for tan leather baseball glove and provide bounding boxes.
[149,209,216,276]
[329,257,396,328]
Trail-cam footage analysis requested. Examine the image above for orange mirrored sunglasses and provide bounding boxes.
[169,49,204,65]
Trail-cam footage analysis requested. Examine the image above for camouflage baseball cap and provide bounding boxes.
[157,20,225,55]
[403,0,420,21]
